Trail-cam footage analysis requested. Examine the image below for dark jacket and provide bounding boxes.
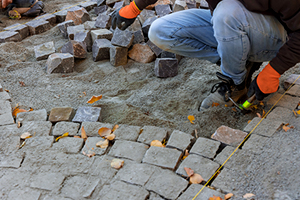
[135,0,300,74]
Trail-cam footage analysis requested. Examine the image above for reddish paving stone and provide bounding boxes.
[211,125,248,147]
[128,43,156,63]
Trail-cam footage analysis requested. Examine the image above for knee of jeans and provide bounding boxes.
[148,19,169,50]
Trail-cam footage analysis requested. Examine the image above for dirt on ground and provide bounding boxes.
[0,0,299,139]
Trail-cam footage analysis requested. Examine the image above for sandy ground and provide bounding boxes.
[0,0,300,139]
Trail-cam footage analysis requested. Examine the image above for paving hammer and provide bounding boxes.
[228,94,256,114]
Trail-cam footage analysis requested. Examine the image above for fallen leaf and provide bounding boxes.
[96,139,109,148]
[251,104,258,109]
[224,104,228,107]
[182,150,189,160]
[83,91,86,96]
[98,127,112,137]
[184,167,194,177]
[247,120,252,124]
[225,193,233,200]
[74,136,81,138]
[29,107,33,111]
[111,158,124,169]
[262,109,266,118]
[282,124,294,132]
[212,102,220,107]
[256,112,262,118]
[12,107,27,118]
[87,95,102,104]
[112,124,119,132]
[150,140,165,147]
[105,133,115,141]
[17,121,21,128]
[19,81,25,86]
[297,110,300,115]
[232,107,237,112]
[81,126,87,141]
[259,101,264,106]
[82,150,95,157]
[20,132,32,139]
[55,132,69,142]
[243,193,255,199]
[189,173,204,184]
[293,110,297,117]
[5,89,9,92]
[188,115,195,124]
[19,141,26,149]
[208,195,223,200]
[162,138,166,146]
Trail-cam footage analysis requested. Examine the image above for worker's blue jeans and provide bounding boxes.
[148,0,287,85]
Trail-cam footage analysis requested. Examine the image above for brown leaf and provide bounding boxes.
[293,110,298,117]
[150,140,165,147]
[12,107,27,118]
[87,95,102,104]
[188,115,195,124]
[189,173,204,184]
[256,112,262,118]
[282,124,294,132]
[98,127,112,137]
[247,120,252,124]
[225,193,233,200]
[81,126,87,141]
[208,195,223,200]
[105,133,115,141]
[19,81,25,86]
[74,136,81,138]
[96,139,109,148]
[184,167,194,177]
[111,158,124,169]
[232,107,237,112]
[212,102,220,107]
[112,124,119,132]
[243,193,255,199]
[82,150,95,158]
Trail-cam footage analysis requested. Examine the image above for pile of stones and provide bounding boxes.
[1,0,209,78]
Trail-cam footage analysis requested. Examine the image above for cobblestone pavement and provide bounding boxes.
[1,81,300,200]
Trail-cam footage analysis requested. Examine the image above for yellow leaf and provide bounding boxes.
[111,158,124,169]
[96,139,109,148]
[98,127,112,137]
[297,110,300,115]
[247,120,252,124]
[225,193,233,200]
[184,167,194,177]
[55,132,69,142]
[87,95,102,104]
[259,101,264,106]
[189,173,204,184]
[12,107,27,118]
[112,124,119,132]
[188,115,195,124]
[243,193,255,199]
[208,195,223,200]
[81,126,87,140]
[150,140,165,147]
[105,133,115,141]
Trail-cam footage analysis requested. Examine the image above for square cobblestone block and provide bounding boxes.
[67,24,85,40]
[115,162,159,186]
[65,7,91,25]
[89,155,118,177]
[83,21,97,30]
[0,153,24,168]
[92,38,113,61]
[61,40,87,59]
[35,14,57,25]
[94,5,108,15]
[113,124,141,141]
[176,154,220,181]
[34,41,55,61]
[0,91,11,101]
[0,113,14,126]
[128,18,142,32]
[16,109,47,123]
[211,125,248,147]
[53,137,84,153]
[21,136,54,153]
[0,136,20,154]
[143,146,182,170]
[0,31,21,43]
[79,1,97,11]
[266,93,299,110]
[147,39,163,57]
[108,140,148,162]
[97,180,149,200]
[8,189,41,200]
[4,23,29,39]
[284,74,300,90]
[132,30,144,44]
[128,43,156,63]
[47,53,74,74]
[79,122,113,137]
[52,121,80,136]
[267,106,294,124]
[173,0,187,12]
[49,107,75,122]
[0,100,11,115]
[212,168,239,194]
[74,30,92,52]
[95,13,111,29]
[145,169,188,199]
[110,45,128,66]
[20,121,52,136]
[57,20,75,38]
[138,9,156,25]
[138,125,168,145]
[286,85,300,97]
[243,117,283,137]
[72,106,101,122]
[149,192,165,200]
[242,133,269,154]
[111,28,134,48]
[54,6,82,23]
[91,29,113,44]
[0,124,19,136]
[177,184,225,200]
[154,58,178,78]
[142,16,158,37]
[189,137,221,159]
[166,130,194,152]
[82,137,108,155]
[30,172,65,191]
[26,20,51,35]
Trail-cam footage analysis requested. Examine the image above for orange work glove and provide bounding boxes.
[111,1,141,30]
[247,63,281,101]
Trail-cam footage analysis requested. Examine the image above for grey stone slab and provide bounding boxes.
[243,117,283,137]
[154,58,178,78]
[65,7,91,25]
[0,100,11,115]
[4,23,29,39]
[30,172,65,191]
[0,124,19,136]
[147,40,163,57]
[74,30,92,52]
[26,20,51,35]
[43,195,71,200]
[89,155,118,177]
[61,40,87,59]
[52,121,80,136]
[111,28,134,48]
[145,169,188,199]
[113,1,124,9]
[142,16,158,37]
[35,14,57,25]
[94,5,108,15]
[46,53,74,74]
[34,41,55,61]
[95,13,111,29]
[0,113,14,126]
[267,93,299,110]
[82,137,108,155]
[54,6,82,23]
[79,121,113,137]
[79,1,97,11]
[0,136,20,154]
[242,133,269,154]
[160,51,176,58]
[115,162,159,186]
[132,29,145,44]
[16,109,47,123]
[166,130,194,152]
[138,9,156,25]
[72,106,101,122]
[149,192,165,200]
[143,146,182,170]
[91,29,113,44]
[283,74,300,90]
[67,24,85,40]
[266,106,294,124]
[138,125,168,145]
[0,153,24,168]
[176,154,220,181]
[110,45,128,66]
[0,91,11,101]
[173,0,187,12]
[155,4,172,17]
[177,184,225,200]
[92,38,113,61]
[98,180,149,200]
[21,136,54,152]
[19,121,52,136]
[53,137,84,153]
[108,140,148,162]
[8,189,41,200]
[113,124,141,141]
[128,18,142,32]
[212,168,239,193]
[0,31,21,43]
[57,20,75,38]
[286,85,300,97]
[189,137,221,159]
[83,21,97,31]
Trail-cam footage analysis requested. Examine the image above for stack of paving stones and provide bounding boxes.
[1,0,209,77]
[1,75,299,199]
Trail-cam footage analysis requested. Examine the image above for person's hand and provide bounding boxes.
[247,63,281,101]
[2,0,13,9]
[111,1,141,30]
